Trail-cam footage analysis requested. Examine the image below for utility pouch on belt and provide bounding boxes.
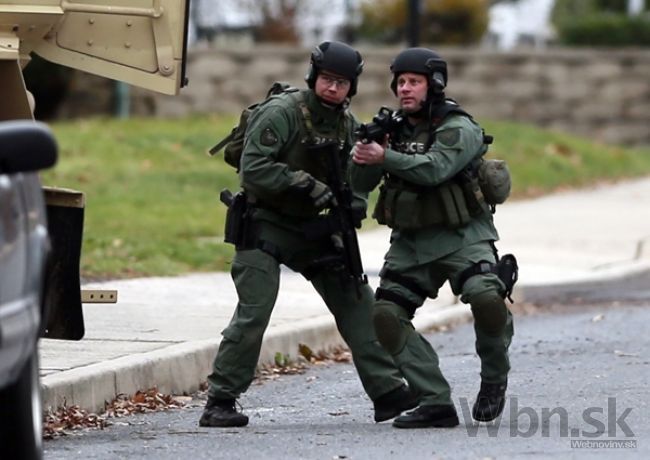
[220,189,249,247]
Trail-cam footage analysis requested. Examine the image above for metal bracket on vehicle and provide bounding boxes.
[43,186,86,340]
[81,289,117,303]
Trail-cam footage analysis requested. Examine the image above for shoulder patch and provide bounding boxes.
[437,127,461,147]
[260,127,279,146]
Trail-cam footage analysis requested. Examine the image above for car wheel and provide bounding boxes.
[0,349,43,460]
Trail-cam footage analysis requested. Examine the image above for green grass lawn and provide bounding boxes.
[45,116,650,280]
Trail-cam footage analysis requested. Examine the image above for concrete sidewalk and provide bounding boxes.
[39,177,650,413]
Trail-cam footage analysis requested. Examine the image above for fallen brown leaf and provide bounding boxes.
[44,387,187,440]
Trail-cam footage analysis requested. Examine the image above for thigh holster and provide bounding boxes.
[458,254,518,302]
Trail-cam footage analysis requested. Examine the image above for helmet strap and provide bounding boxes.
[408,100,429,120]
[314,93,350,112]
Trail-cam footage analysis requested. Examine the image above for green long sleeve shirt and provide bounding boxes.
[351,113,499,266]
[240,89,367,223]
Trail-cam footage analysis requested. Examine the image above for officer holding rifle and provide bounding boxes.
[200,41,417,428]
[351,48,516,429]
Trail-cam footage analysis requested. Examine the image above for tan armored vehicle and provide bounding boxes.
[0,2,190,457]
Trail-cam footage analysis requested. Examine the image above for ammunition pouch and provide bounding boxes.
[456,161,490,216]
[220,189,253,249]
[373,179,479,230]
[457,254,519,302]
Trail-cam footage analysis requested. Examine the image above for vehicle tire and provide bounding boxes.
[0,349,43,460]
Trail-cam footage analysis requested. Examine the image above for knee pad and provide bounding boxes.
[470,291,507,337]
[373,301,408,355]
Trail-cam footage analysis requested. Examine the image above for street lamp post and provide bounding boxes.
[407,0,420,47]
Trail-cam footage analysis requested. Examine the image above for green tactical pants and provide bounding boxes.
[207,228,405,402]
[374,241,514,406]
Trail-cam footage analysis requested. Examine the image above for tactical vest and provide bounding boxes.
[251,90,353,217]
[373,103,490,230]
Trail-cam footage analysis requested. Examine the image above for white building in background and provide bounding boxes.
[485,0,556,50]
[188,0,256,46]
[188,0,356,47]
[191,0,646,50]
[299,0,358,45]
[627,0,644,14]
[485,0,647,50]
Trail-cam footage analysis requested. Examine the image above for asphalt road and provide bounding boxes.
[44,303,648,459]
[44,293,650,459]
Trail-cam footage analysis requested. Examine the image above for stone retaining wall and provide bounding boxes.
[56,46,650,146]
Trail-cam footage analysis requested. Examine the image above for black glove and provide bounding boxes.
[350,207,366,229]
[290,172,336,209]
[309,179,335,209]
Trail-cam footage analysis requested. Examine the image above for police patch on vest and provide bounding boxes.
[260,128,278,146]
[437,128,461,147]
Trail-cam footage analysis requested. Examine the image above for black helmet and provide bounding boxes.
[305,41,364,97]
[389,48,448,97]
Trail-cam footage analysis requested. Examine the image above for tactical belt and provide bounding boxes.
[253,199,321,221]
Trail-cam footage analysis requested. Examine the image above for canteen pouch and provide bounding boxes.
[479,159,511,205]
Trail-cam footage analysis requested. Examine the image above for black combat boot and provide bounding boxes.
[472,380,507,422]
[392,404,459,428]
[373,384,419,422]
[199,397,249,427]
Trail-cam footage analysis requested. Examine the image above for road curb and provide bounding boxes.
[515,263,650,304]
[41,304,471,414]
[42,260,649,414]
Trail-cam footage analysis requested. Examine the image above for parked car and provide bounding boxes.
[0,121,58,460]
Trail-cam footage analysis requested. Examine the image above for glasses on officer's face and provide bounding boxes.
[319,74,351,90]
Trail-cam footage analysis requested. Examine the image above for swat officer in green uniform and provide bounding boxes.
[351,48,515,428]
[199,41,417,428]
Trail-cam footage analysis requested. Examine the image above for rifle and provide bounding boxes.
[354,106,404,144]
[303,142,368,295]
